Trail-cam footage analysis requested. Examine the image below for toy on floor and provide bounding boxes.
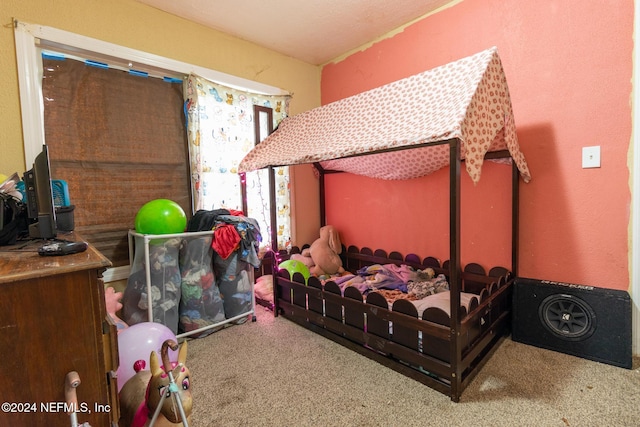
[116,322,178,392]
[293,225,345,277]
[105,286,129,333]
[119,339,192,427]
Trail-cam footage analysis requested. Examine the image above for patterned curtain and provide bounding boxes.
[183,74,291,250]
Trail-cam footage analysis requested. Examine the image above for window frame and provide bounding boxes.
[241,104,274,214]
[13,20,289,281]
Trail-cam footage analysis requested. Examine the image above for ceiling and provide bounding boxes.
[136,0,454,65]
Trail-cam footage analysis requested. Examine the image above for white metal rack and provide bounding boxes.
[127,230,256,339]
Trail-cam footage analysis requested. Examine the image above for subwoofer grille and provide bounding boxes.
[538,294,596,340]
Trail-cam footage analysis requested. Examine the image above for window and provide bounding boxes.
[183,74,291,251]
[14,20,289,281]
[41,55,190,268]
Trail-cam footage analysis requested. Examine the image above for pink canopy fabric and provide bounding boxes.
[239,47,531,183]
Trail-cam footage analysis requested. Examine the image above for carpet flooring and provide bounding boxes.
[184,307,640,427]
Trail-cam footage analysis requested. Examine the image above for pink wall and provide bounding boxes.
[320,1,633,290]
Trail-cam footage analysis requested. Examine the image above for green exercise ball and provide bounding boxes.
[278,259,311,282]
[134,199,187,235]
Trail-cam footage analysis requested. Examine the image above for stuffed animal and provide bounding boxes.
[105,287,129,333]
[119,340,192,427]
[308,225,345,277]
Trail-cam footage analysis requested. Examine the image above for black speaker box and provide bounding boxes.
[512,278,632,369]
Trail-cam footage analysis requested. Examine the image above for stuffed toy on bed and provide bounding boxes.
[303,225,345,277]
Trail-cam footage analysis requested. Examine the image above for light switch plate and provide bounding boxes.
[582,146,601,168]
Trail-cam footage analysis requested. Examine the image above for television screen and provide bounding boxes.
[23,144,57,239]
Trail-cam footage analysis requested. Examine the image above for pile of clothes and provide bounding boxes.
[182,209,261,334]
[123,236,183,333]
[328,263,449,308]
[123,209,261,337]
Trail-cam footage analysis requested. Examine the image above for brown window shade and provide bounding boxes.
[42,58,191,267]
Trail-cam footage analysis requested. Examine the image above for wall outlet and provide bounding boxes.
[582,146,601,168]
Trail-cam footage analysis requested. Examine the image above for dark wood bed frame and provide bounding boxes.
[256,140,520,402]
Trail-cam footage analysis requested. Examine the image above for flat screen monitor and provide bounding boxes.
[23,144,57,239]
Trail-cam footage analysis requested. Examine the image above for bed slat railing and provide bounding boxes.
[275,267,511,345]
[275,283,455,379]
[269,244,514,402]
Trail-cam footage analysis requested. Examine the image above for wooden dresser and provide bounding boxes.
[0,233,119,427]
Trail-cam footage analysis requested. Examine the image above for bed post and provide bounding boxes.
[315,162,327,226]
[269,165,280,316]
[268,166,278,250]
[449,138,462,401]
[512,159,519,277]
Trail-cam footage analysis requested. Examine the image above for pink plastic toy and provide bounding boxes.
[119,340,192,427]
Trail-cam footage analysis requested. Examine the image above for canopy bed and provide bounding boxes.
[239,47,531,401]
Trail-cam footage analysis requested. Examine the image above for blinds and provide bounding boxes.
[42,56,190,267]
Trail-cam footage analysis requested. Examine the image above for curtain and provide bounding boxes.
[42,56,190,267]
[184,74,291,250]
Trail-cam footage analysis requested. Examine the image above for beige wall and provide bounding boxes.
[1,0,322,245]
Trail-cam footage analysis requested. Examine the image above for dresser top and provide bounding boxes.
[0,232,112,283]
